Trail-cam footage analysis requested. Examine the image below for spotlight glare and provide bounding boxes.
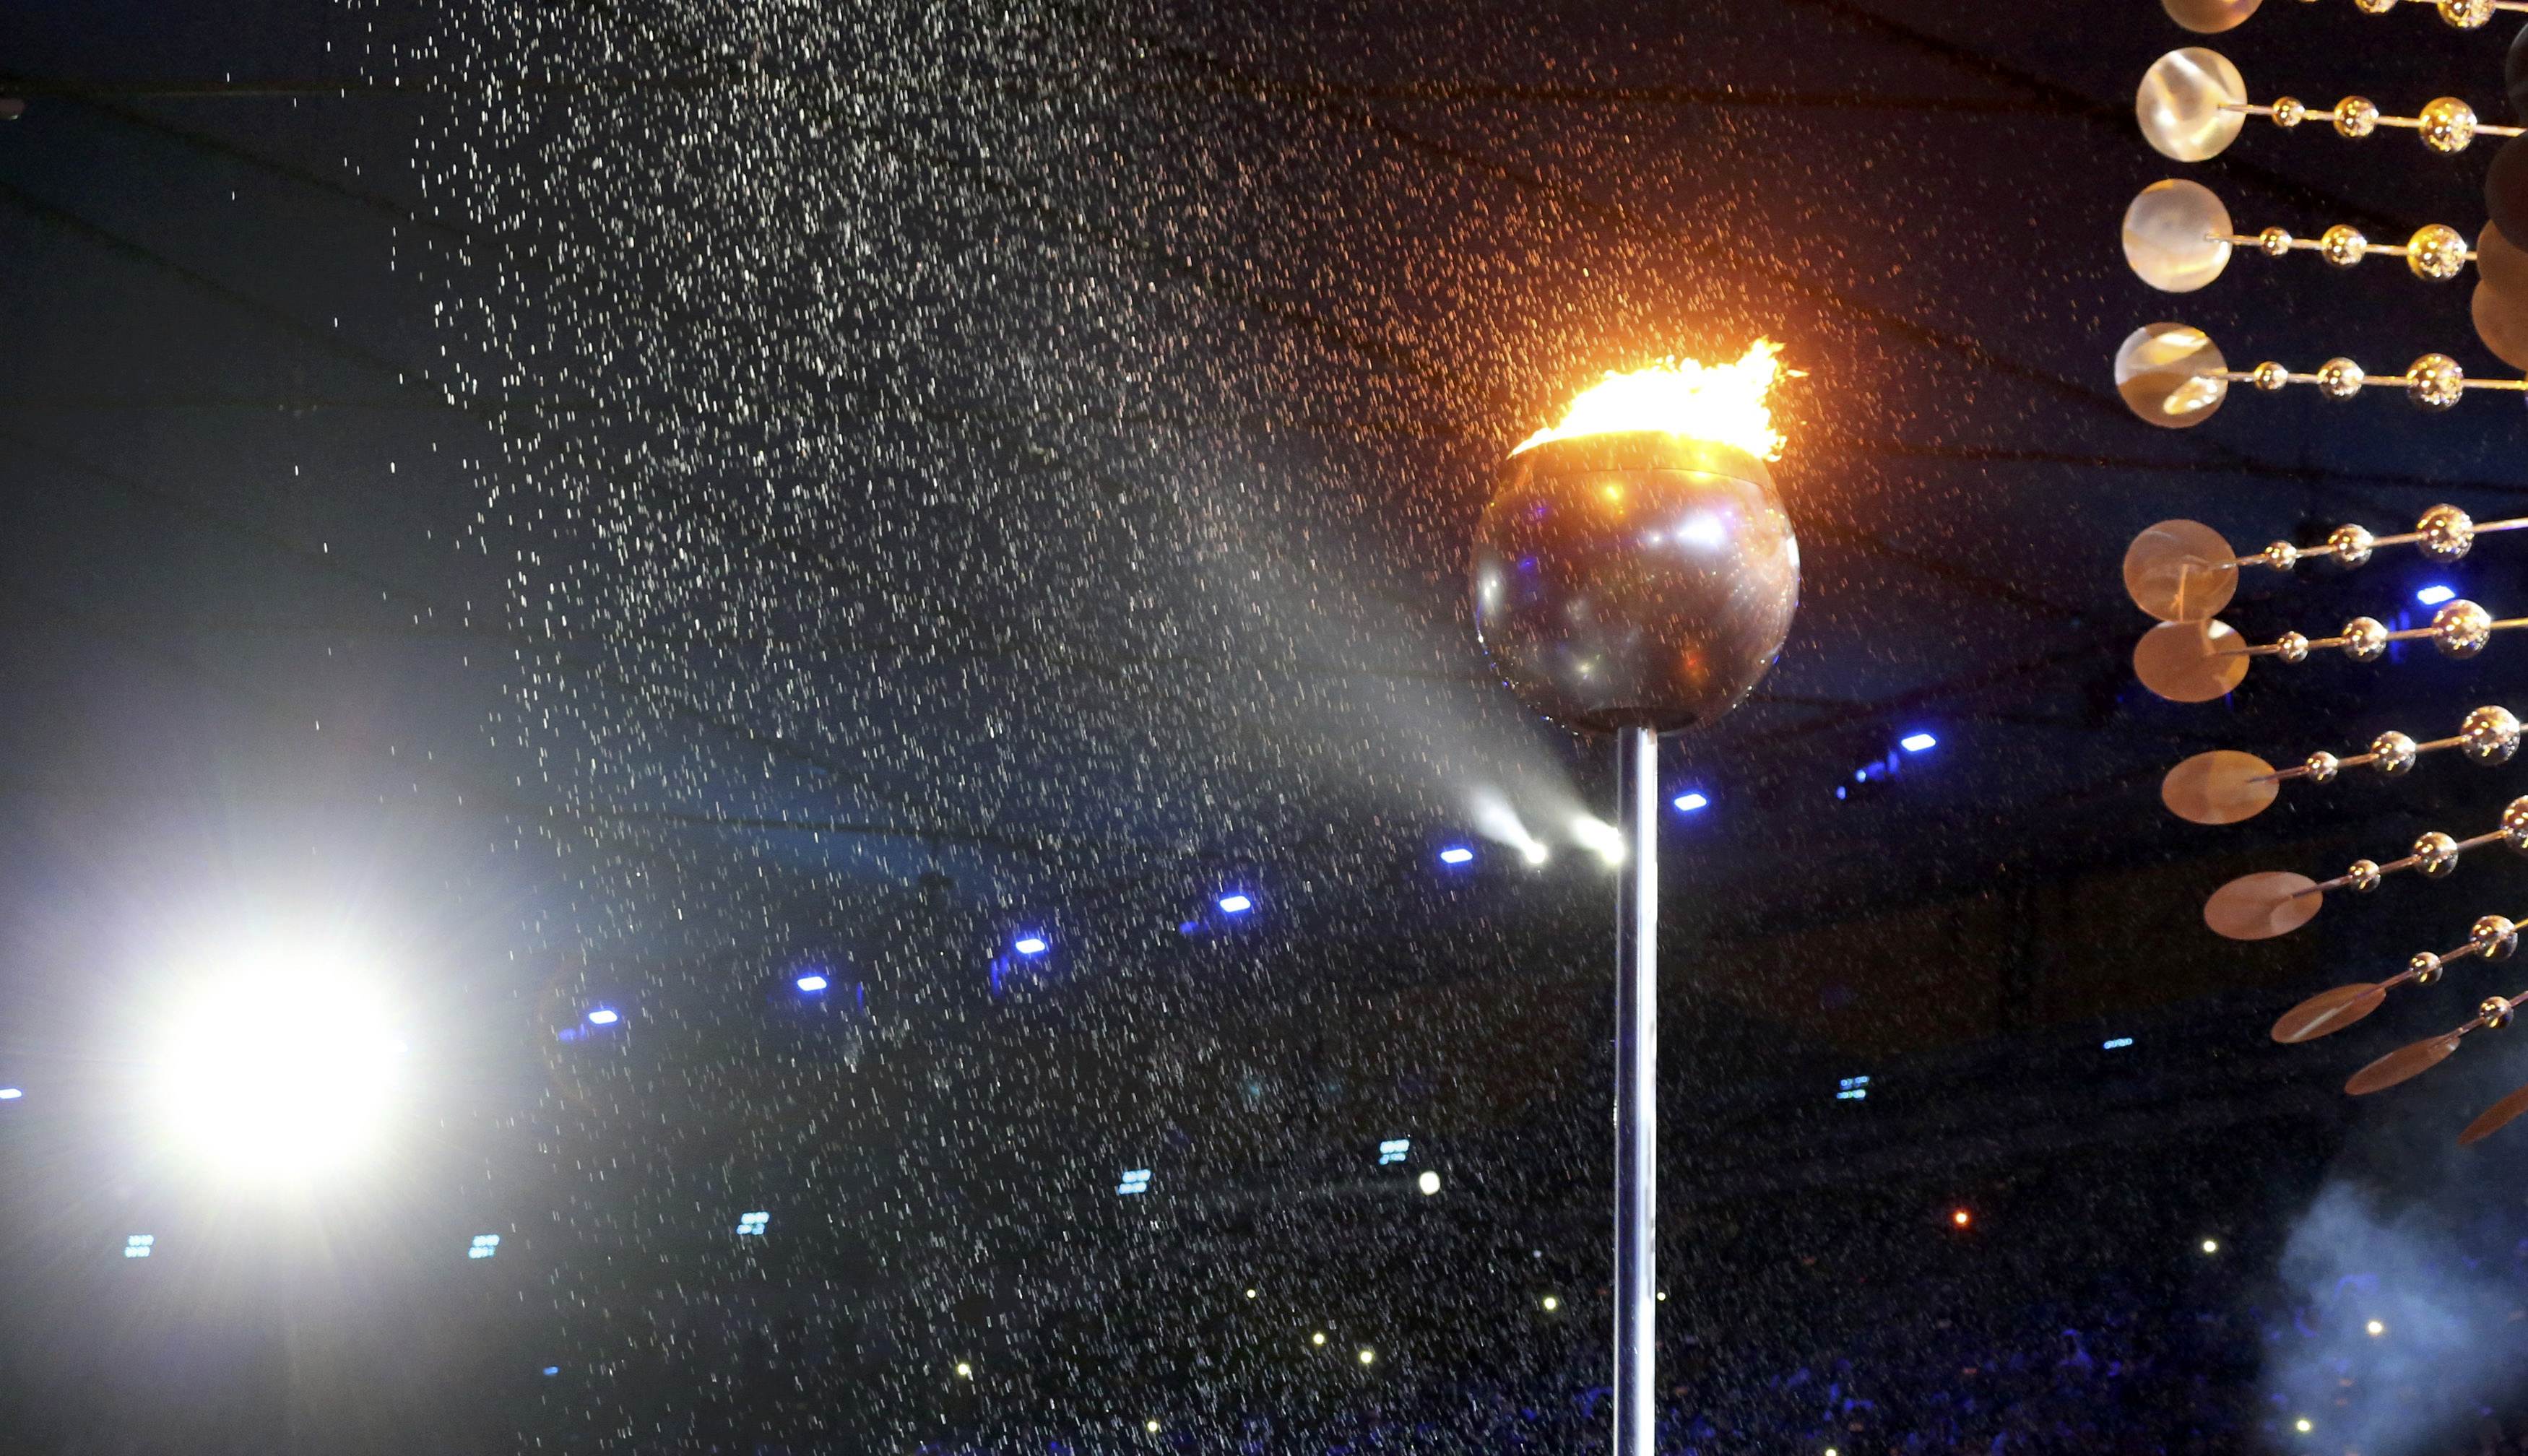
[1416,1169,1442,1196]
[1951,1208,1972,1228]
[1244,1287,1257,1299]
[955,1362,973,1379]
[1145,1419,1160,1434]
[1357,1348,1375,1365]
[0,1087,19,1101]
[1217,893,1253,915]
[1520,841,1550,866]
[795,974,828,992]
[1438,846,1476,865]
[1900,732,1938,753]
[1013,935,1048,956]
[2201,1239,2220,1254]
[142,945,406,1185]
[1672,791,1710,813]
[1312,1331,1328,1346]
[1572,815,1626,867]
[2417,584,2458,606]
[2365,1319,2385,1337]
[1541,1295,1559,1311]
[2295,1418,2312,1434]
[585,1008,619,1026]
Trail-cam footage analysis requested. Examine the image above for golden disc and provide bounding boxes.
[2124,519,2238,622]
[2480,223,2528,295]
[2163,750,2278,825]
[2134,620,2248,703]
[2270,983,2385,1044]
[2162,0,2263,32]
[2204,870,2321,941]
[2114,323,2230,429]
[2138,48,2249,162]
[2124,180,2235,292]
[2346,1031,2463,1096]
[2459,1082,2528,1144]
[2473,279,2528,372]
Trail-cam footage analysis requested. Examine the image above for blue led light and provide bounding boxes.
[1900,732,1937,753]
[1217,894,1253,915]
[2417,584,2457,606]
[1013,935,1049,956]
[736,1211,771,1236]
[2103,1036,2134,1050]
[542,1366,560,1377]
[1673,792,1709,812]
[795,974,828,993]
[1438,846,1475,865]
[585,1008,620,1026]
[1117,1168,1153,1196]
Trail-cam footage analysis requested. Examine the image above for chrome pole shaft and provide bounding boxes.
[1611,723,1659,1456]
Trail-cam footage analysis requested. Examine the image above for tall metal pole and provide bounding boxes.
[1611,723,1659,1456]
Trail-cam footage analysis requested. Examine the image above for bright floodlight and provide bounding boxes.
[795,974,828,992]
[0,1087,20,1100]
[2365,1319,2385,1336]
[1571,815,1626,867]
[1673,792,1710,813]
[585,1008,619,1026]
[1217,893,1253,914]
[2417,584,2458,606]
[1013,935,1049,956]
[1438,846,1475,865]
[1900,732,1937,753]
[141,942,405,1185]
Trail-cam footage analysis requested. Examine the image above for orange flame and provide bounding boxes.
[1514,339,1796,461]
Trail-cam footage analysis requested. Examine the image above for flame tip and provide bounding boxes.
[1516,338,1794,461]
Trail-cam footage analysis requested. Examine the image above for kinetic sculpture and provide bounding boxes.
[2118,6,2528,1145]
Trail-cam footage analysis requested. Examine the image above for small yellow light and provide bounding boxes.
[1145,1420,1160,1434]
[2295,1418,2313,1434]
[2202,1239,2220,1254]
[1541,1295,1559,1312]
[2365,1320,2385,1337]
[1827,1448,1840,1456]
[1656,1291,1668,1302]
[1357,1348,1376,1365]
[1244,1288,1257,1299]
[954,1362,972,1379]
[1312,1331,1327,1346]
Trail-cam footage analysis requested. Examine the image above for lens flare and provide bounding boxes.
[1515,340,1797,459]
[141,944,405,1186]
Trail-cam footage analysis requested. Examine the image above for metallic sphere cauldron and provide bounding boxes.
[1470,431,1800,734]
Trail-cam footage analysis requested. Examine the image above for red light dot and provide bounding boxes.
[1951,1209,1972,1228]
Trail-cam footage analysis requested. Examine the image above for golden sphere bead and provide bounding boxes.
[2257,227,2293,257]
[2409,353,2466,410]
[2316,358,2366,398]
[2440,0,2495,27]
[2407,224,2469,280]
[2352,0,2397,10]
[2253,361,2290,391]
[2419,97,2479,154]
[2319,225,2368,266]
[2272,97,2307,128]
[2334,98,2380,139]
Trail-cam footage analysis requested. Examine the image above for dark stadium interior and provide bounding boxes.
[3,0,2527,1452]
